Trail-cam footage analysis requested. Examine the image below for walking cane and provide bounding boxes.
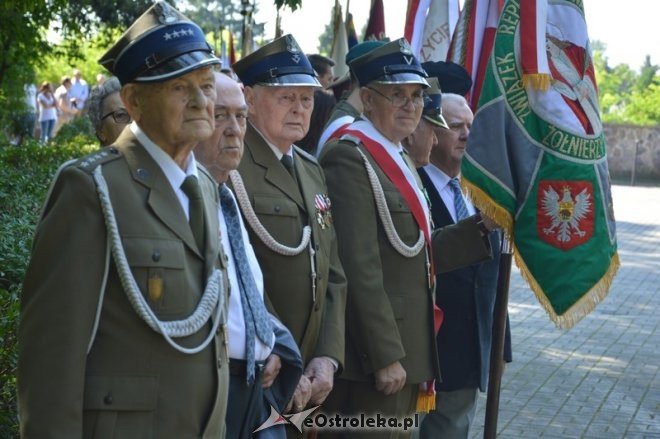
[484,235,513,439]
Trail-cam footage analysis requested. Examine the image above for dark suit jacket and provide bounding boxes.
[18,130,229,438]
[234,122,347,367]
[419,167,512,392]
[319,133,493,385]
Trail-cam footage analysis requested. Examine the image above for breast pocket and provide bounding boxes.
[122,237,186,316]
[382,190,418,243]
[83,375,157,439]
[252,194,304,246]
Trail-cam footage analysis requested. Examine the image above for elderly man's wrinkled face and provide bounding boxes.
[124,67,216,156]
[432,97,473,174]
[98,91,130,146]
[361,83,424,144]
[195,73,248,182]
[245,85,314,152]
[404,119,438,168]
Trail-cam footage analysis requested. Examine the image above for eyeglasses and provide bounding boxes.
[101,109,131,124]
[366,86,425,108]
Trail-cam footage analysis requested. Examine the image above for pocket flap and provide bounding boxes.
[383,190,411,213]
[84,375,158,411]
[253,195,298,217]
[122,237,185,269]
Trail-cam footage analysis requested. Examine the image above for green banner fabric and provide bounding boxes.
[462,0,619,328]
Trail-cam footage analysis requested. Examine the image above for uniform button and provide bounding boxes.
[103,394,113,405]
[217,358,223,368]
[315,244,320,250]
[274,205,281,212]
[314,303,320,311]
[317,274,323,281]
[152,251,161,262]
[136,168,149,179]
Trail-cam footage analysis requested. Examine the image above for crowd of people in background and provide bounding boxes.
[18,68,109,145]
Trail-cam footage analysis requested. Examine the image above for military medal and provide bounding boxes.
[314,193,333,229]
[148,274,164,302]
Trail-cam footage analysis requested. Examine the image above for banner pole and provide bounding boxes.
[484,234,513,439]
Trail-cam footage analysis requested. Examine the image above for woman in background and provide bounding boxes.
[86,76,131,146]
[37,81,57,144]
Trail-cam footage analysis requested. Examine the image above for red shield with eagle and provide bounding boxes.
[537,180,594,251]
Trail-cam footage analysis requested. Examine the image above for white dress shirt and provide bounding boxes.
[422,164,476,223]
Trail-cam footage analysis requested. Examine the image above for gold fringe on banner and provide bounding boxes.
[415,389,436,413]
[462,180,514,237]
[515,251,620,329]
[462,178,620,329]
[522,73,551,91]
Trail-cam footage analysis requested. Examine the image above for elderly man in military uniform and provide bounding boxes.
[319,39,495,438]
[316,40,386,156]
[196,71,304,438]
[402,77,446,169]
[18,2,229,437]
[230,35,347,416]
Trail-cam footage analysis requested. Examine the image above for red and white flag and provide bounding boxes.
[405,0,460,62]
[447,0,503,108]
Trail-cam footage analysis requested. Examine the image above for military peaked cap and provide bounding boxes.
[233,34,321,87]
[349,38,428,88]
[98,1,219,85]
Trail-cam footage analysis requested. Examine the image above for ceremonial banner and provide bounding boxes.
[346,11,358,48]
[462,0,619,328]
[406,0,460,62]
[364,0,386,41]
[447,0,502,107]
[330,0,349,79]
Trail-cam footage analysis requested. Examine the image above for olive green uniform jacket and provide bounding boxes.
[233,122,347,367]
[319,133,492,385]
[18,130,229,438]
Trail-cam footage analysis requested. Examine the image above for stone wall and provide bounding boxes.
[605,124,660,184]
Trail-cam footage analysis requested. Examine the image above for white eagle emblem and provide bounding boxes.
[541,185,591,242]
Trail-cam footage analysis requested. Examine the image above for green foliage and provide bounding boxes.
[593,41,660,126]
[274,0,303,11]
[34,32,118,89]
[0,129,97,435]
[623,83,660,126]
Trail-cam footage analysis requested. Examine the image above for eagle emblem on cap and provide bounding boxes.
[285,34,301,54]
[399,39,413,55]
[155,1,179,24]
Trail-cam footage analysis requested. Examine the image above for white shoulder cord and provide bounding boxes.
[229,170,318,301]
[92,166,225,355]
[229,170,311,256]
[355,148,426,258]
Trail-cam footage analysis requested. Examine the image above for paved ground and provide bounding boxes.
[469,185,660,439]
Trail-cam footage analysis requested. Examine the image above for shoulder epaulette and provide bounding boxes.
[74,146,123,173]
[339,134,362,146]
[293,145,319,164]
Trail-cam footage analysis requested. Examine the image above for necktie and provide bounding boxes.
[280,154,298,184]
[448,177,470,221]
[181,175,206,253]
[219,184,272,383]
